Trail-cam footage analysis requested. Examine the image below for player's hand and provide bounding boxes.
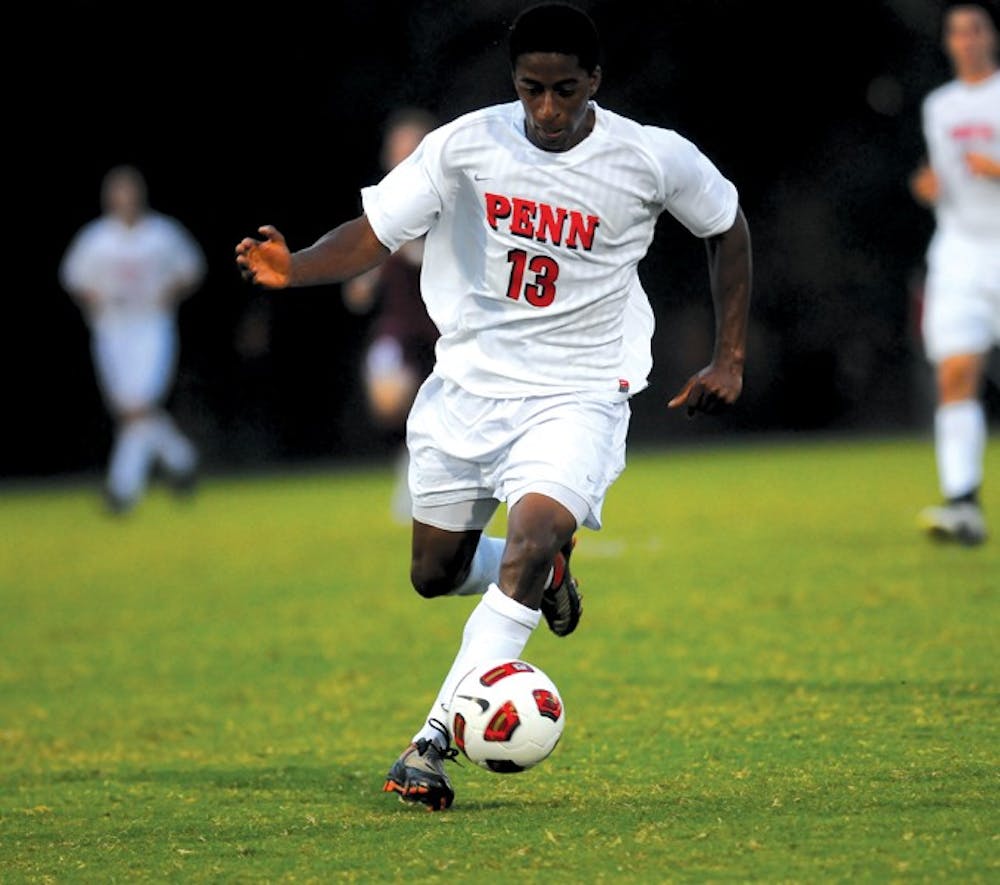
[235,225,292,289]
[909,164,939,206]
[667,363,743,418]
[964,151,1000,179]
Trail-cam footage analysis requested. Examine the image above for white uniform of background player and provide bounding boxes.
[60,165,206,512]
[362,97,738,738]
[911,2,1000,545]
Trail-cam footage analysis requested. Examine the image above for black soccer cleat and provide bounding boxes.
[540,536,582,637]
[383,721,459,811]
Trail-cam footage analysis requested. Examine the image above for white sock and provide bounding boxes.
[935,400,985,499]
[448,536,505,596]
[150,411,198,475]
[107,418,156,502]
[413,583,541,748]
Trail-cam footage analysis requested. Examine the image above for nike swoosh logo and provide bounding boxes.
[456,694,490,712]
[474,173,492,181]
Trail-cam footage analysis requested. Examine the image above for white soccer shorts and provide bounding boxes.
[92,313,177,413]
[365,336,407,382]
[406,375,630,531]
[922,238,1000,364]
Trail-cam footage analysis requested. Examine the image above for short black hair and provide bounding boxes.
[508,2,601,74]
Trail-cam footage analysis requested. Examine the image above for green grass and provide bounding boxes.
[1,434,997,883]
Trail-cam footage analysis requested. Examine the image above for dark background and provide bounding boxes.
[8,0,996,481]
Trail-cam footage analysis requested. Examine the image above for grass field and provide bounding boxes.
[1,434,997,883]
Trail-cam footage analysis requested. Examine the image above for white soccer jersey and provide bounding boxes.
[922,70,1000,255]
[361,100,738,400]
[59,212,206,321]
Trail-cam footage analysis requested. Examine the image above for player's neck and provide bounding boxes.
[955,61,998,84]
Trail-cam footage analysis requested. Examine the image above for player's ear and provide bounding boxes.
[589,66,602,96]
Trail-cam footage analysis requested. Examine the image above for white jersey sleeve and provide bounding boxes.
[361,140,442,252]
[361,101,739,400]
[651,128,739,238]
[59,220,106,297]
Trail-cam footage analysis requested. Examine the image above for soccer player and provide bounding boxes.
[909,1,1000,546]
[342,107,441,523]
[235,1,752,809]
[60,165,207,514]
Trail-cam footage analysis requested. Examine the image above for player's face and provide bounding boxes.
[103,175,146,226]
[513,52,601,152]
[944,7,998,77]
[381,123,428,172]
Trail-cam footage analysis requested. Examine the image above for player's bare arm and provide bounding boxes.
[236,216,390,289]
[668,206,752,416]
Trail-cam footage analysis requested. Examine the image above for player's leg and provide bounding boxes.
[384,375,508,807]
[149,409,199,492]
[385,514,510,809]
[386,520,551,810]
[385,521,502,809]
[384,389,628,809]
[934,350,987,494]
[385,378,568,808]
[400,501,576,734]
[403,374,508,600]
[98,314,188,510]
[105,410,156,513]
[136,320,198,491]
[919,351,988,543]
[364,337,420,430]
[363,336,420,523]
[390,448,412,525]
[918,259,992,544]
[388,464,608,808]
[410,519,502,598]
[505,493,582,636]
[405,511,555,734]
[494,392,629,637]
[93,327,158,512]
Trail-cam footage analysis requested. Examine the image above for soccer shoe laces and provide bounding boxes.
[422,717,460,763]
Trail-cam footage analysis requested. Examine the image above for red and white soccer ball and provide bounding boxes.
[448,658,565,773]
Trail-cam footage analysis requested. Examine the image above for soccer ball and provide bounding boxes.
[448,658,565,773]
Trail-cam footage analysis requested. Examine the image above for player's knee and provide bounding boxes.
[937,356,982,401]
[409,561,457,599]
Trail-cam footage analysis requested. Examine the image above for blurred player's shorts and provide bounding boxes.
[922,236,1000,363]
[365,336,407,381]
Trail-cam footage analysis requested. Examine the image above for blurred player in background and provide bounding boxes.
[909,1,1000,545]
[236,1,751,810]
[342,107,441,523]
[60,165,206,514]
